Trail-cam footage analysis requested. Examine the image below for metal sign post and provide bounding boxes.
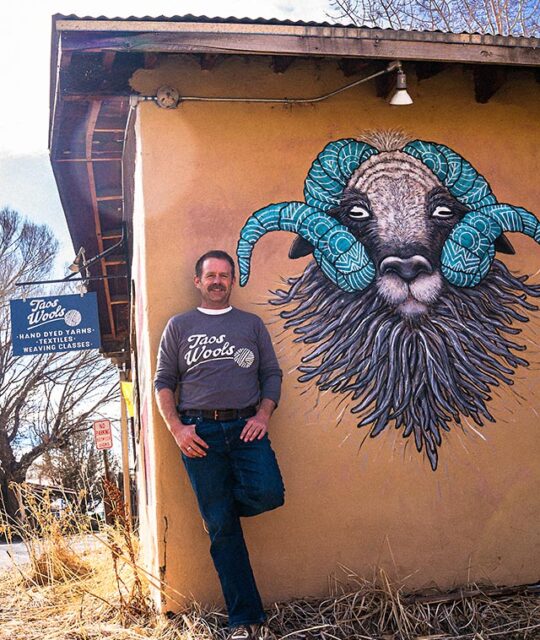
[94,419,114,525]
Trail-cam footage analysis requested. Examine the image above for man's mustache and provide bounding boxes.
[209,285,226,291]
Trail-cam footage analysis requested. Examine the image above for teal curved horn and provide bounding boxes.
[237,201,375,292]
[442,205,540,287]
[304,139,379,211]
[404,140,540,287]
[403,140,497,208]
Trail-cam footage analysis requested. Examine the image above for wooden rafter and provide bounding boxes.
[337,58,371,77]
[85,101,118,339]
[197,53,220,71]
[472,65,507,103]
[102,229,123,240]
[271,56,294,74]
[415,61,447,81]
[375,72,395,99]
[53,157,120,163]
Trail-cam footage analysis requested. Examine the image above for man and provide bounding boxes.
[154,250,284,640]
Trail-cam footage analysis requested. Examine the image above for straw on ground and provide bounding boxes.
[1,483,539,639]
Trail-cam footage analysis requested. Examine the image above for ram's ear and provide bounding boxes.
[289,236,314,259]
[494,234,515,255]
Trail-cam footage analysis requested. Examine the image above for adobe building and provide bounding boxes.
[49,14,540,611]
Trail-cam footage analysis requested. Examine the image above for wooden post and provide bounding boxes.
[103,449,110,480]
[102,449,113,525]
[120,385,132,523]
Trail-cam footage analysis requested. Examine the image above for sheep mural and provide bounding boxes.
[237,132,540,470]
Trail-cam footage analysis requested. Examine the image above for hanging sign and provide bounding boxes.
[10,293,101,356]
[93,419,113,450]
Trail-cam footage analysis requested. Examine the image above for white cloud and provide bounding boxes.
[0,1,330,156]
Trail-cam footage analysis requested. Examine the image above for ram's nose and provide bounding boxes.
[379,255,433,282]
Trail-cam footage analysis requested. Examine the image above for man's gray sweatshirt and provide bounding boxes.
[154,307,282,410]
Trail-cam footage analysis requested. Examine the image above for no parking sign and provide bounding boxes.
[93,419,113,450]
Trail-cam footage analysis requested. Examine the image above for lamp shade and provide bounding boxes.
[389,68,413,105]
[390,89,413,105]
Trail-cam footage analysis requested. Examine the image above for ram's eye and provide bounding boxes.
[348,205,371,220]
[432,205,453,219]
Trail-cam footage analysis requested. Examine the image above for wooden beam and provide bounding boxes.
[271,56,294,74]
[375,72,394,99]
[62,93,131,102]
[472,65,507,103]
[144,52,159,69]
[197,53,221,71]
[415,61,447,80]
[88,150,124,156]
[104,255,127,266]
[58,26,540,67]
[53,157,121,163]
[102,51,116,71]
[337,58,371,77]
[101,229,123,240]
[60,50,73,70]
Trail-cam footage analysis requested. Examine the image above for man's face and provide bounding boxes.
[194,258,235,309]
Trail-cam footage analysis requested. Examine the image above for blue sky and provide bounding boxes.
[0,1,330,275]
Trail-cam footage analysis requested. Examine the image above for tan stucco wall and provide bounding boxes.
[130,55,540,610]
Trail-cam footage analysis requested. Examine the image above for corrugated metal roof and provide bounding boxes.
[52,13,538,42]
[53,13,358,28]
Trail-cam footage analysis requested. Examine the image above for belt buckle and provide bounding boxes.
[214,409,219,421]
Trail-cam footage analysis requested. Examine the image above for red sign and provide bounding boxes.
[93,419,113,450]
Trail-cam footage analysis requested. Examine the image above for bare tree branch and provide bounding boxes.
[328,0,539,35]
[0,208,118,520]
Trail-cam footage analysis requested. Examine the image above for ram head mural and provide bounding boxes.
[237,132,540,470]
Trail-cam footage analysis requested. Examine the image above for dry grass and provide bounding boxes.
[0,482,153,639]
[1,484,539,639]
[158,574,540,640]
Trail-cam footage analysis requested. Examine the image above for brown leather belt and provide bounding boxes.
[180,406,257,422]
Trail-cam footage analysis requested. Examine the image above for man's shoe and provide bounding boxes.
[227,624,266,640]
[227,625,252,640]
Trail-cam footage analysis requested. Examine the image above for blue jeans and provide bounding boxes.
[180,416,285,627]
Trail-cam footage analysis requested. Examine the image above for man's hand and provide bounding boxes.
[240,413,269,442]
[156,388,208,458]
[240,398,276,442]
[171,422,209,458]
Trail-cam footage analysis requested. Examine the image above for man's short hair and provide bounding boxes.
[195,250,236,279]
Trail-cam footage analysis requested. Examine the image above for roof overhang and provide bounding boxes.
[52,16,540,66]
[49,15,540,361]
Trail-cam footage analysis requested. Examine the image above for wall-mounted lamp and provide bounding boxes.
[68,247,86,273]
[389,64,414,106]
[140,59,412,109]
